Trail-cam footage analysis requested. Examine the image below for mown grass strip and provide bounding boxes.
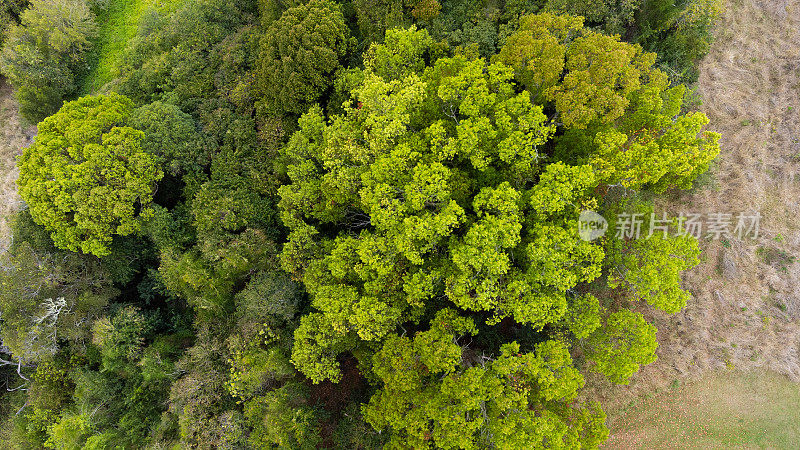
[80,0,178,94]
[604,370,800,448]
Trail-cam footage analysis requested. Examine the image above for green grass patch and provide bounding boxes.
[604,370,800,448]
[80,0,179,94]
[756,246,796,271]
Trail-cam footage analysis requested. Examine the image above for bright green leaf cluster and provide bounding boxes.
[586,309,658,384]
[17,93,163,257]
[363,311,608,448]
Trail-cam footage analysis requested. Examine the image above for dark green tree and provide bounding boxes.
[545,0,641,34]
[0,0,27,44]
[114,0,258,114]
[635,0,722,82]
[130,101,209,177]
[0,0,96,121]
[257,0,354,116]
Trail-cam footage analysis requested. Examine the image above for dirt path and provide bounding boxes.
[0,80,35,252]
[592,0,800,438]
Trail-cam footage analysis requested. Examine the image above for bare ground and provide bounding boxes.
[0,80,35,252]
[591,0,800,442]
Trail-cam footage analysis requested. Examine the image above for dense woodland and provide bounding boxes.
[0,0,722,447]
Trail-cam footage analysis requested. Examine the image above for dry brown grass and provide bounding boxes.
[0,80,35,252]
[588,0,800,440]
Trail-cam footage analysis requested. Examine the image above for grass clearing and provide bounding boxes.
[80,0,178,94]
[604,370,800,449]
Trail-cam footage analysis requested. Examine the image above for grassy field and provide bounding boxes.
[604,370,800,449]
[80,0,178,94]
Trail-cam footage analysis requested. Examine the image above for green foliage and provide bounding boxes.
[243,382,322,449]
[493,13,584,101]
[44,413,93,449]
[20,406,60,445]
[130,101,209,177]
[545,0,641,34]
[158,227,277,312]
[0,0,26,22]
[497,13,684,132]
[91,306,148,370]
[165,324,238,447]
[80,0,182,94]
[280,49,594,382]
[363,25,433,81]
[546,31,659,129]
[8,358,76,446]
[586,309,658,384]
[607,233,700,313]
[279,23,717,403]
[8,207,57,253]
[158,249,232,310]
[0,0,97,121]
[191,178,276,254]
[256,0,301,26]
[226,274,299,400]
[257,0,353,116]
[496,13,720,186]
[426,0,500,58]
[601,197,702,314]
[351,0,408,43]
[0,0,27,44]
[351,0,442,44]
[142,203,195,252]
[114,0,258,114]
[112,0,286,318]
[563,293,603,339]
[591,90,720,191]
[238,270,302,320]
[227,334,293,401]
[219,264,310,447]
[117,376,174,445]
[29,359,73,412]
[71,369,115,421]
[17,93,163,257]
[410,0,442,21]
[332,402,387,449]
[82,432,123,449]
[635,0,722,83]
[58,325,182,448]
[0,0,724,444]
[363,310,608,448]
[0,236,117,361]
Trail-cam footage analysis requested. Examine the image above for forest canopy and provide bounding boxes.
[0,0,720,447]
